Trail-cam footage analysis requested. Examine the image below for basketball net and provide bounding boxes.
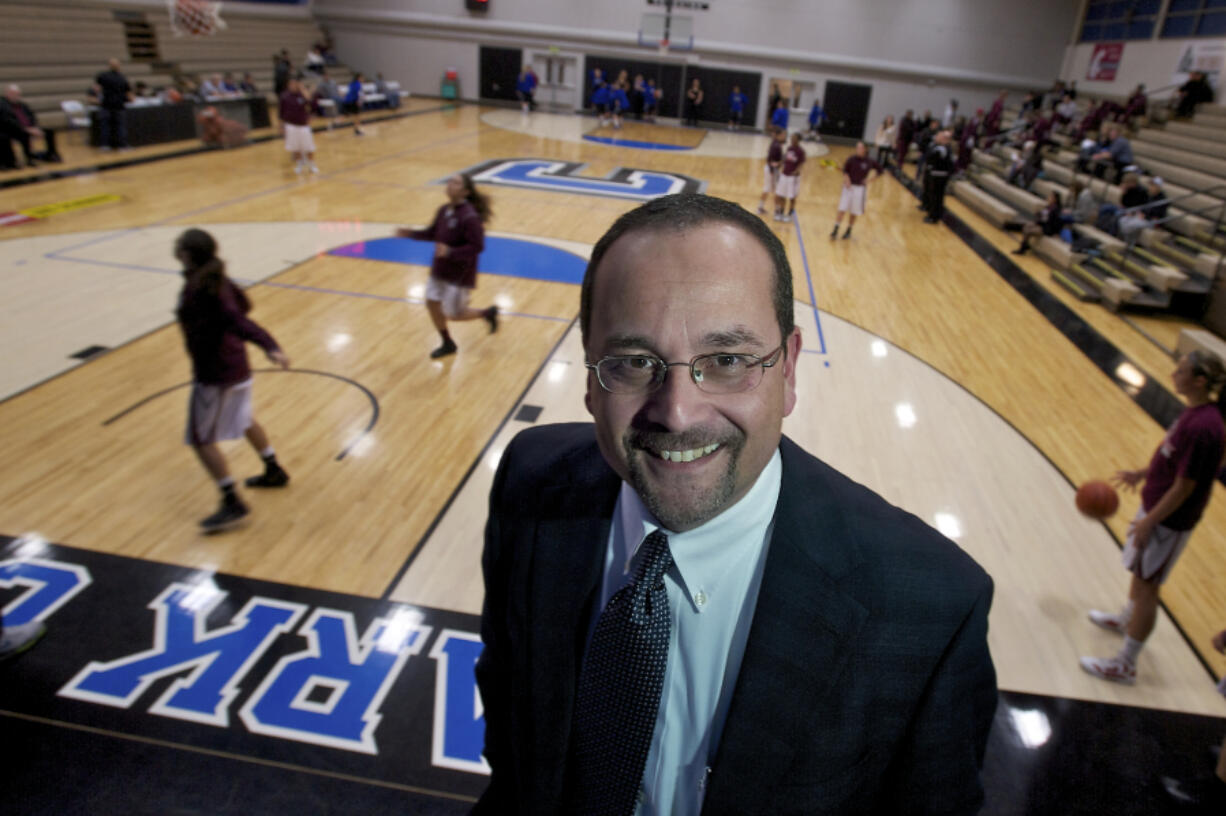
[658,39,670,56]
[168,0,227,37]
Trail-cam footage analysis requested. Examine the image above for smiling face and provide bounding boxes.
[584,222,801,531]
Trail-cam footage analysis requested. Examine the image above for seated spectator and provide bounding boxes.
[197,105,247,148]
[1174,71,1215,118]
[1027,110,1053,149]
[375,73,399,109]
[1144,177,1169,221]
[1069,180,1097,224]
[305,46,326,75]
[199,74,224,99]
[1084,125,1133,179]
[221,73,240,95]
[1054,94,1078,128]
[1019,91,1039,114]
[1118,84,1147,126]
[133,81,155,99]
[0,84,61,167]
[312,70,340,119]
[1013,190,1067,254]
[1117,173,1151,240]
[239,73,258,96]
[918,109,934,131]
[1007,141,1042,190]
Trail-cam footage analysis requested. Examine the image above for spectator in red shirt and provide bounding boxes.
[396,175,499,358]
[1081,351,1226,685]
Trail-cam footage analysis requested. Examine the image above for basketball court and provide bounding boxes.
[2,62,1225,813]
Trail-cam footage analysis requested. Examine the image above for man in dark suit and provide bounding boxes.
[0,84,61,167]
[475,193,996,815]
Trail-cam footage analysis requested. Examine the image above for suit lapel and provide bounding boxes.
[524,451,620,806]
[704,438,869,812]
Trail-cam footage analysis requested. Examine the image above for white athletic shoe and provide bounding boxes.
[309,163,320,174]
[1079,654,1136,684]
[1088,609,1129,635]
[294,161,304,174]
[756,205,767,215]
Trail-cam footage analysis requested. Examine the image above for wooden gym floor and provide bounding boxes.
[1,101,1224,812]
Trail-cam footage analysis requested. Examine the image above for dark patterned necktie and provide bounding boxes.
[567,530,674,815]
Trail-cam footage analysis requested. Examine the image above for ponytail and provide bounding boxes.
[176,228,228,296]
[460,174,492,224]
[1188,349,1226,419]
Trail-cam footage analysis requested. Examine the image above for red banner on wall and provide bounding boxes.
[1087,43,1124,81]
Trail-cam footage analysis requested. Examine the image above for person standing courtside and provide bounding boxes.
[773,131,805,222]
[1080,351,1226,685]
[279,77,317,174]
[685,77,704,127]
[395,174,498,359]
[474,193,997,814]
[922,129,954,224]
[175,229,292,533]
[831,141,882,239]
[92,58,131,151]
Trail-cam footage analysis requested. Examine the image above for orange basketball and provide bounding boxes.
[1076,480,1119,519]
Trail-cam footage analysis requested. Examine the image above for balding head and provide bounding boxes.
[5,84,20,102]
[108,58,121,72]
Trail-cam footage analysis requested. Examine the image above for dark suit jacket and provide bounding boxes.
[0,99,39,137]
[475,423,996,815]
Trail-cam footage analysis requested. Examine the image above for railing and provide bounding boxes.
[1117,197,1226,291]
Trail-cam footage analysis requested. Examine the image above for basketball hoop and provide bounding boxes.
[659,39,670,56]
[168,0,226,37]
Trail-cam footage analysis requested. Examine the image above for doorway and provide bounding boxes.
[529,51,580,111]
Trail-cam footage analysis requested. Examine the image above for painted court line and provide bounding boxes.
[792,213,828,355]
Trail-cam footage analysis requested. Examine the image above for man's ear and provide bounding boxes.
[781,326,802,418]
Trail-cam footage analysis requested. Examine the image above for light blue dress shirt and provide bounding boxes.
[594,449,781,815]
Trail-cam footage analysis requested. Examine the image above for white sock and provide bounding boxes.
[1120,600,1135,621]
[1120,636,1144,665]
[217,476,235,489]
[260,446,275,459]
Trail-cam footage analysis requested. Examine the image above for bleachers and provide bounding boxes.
[935,95,1226,316]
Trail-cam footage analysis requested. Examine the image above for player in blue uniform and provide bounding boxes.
[806,98,825,142]
[516,66,538,113]
[770,98,789,131]
[643,78,658,122]
[609,81,630,130]
[591,69,610,126]
[728,85,747,130]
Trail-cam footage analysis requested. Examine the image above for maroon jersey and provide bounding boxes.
[766,141,783,166]
[1141,403,1225,530]
[177,278,279,386]
[407,201,485,288]
[781,144,806,176]
[843,155,881,185]
[279,89,311,126]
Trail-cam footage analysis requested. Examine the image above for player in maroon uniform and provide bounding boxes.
[830,141,882,239]
[773,132,806,221]
[756,127,786,215]
[176,229,291,532]
[1080,351,1226,684]
[397,175,498,358]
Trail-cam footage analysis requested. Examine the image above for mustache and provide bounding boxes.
[624,426,740,452]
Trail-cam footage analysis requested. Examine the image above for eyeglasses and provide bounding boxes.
[586,345,785,395]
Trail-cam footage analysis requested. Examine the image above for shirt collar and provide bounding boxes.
[616,447,782,606]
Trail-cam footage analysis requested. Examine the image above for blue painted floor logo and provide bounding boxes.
[458,158,706,200]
